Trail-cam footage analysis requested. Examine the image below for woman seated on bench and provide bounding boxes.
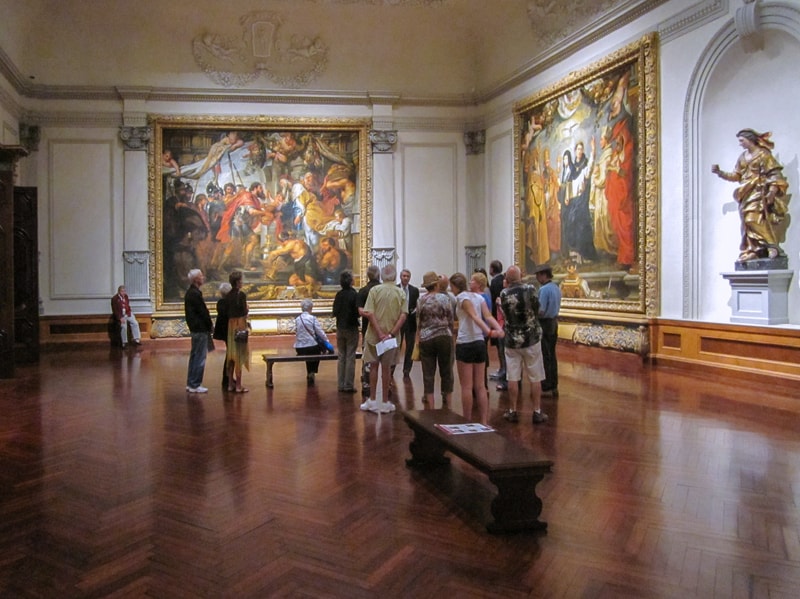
[294,299,331,385]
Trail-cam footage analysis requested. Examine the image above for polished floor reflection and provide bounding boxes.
[1,337,799,597]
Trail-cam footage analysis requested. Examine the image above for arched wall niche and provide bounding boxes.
[683,1,800,323]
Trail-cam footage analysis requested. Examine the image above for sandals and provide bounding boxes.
[235,388,249,393]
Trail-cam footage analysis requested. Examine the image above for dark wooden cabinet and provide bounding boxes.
[0,146,31,378]
[14,187,39,363]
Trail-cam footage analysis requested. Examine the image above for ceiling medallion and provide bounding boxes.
[192,11,328,88]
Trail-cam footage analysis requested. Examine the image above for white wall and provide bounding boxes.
[36,126,125,315]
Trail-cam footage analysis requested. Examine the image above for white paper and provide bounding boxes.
[434,423,495,435]
[375,336,398,356]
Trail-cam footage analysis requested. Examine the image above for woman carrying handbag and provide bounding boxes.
[225,271,250,393]
[294,298,332,385]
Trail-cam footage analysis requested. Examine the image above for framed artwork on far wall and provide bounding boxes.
[149,115,371,314]
[513,33,659,317]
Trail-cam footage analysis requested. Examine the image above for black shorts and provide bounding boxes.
[455,340,487,364]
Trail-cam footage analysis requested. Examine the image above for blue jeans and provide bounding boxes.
[187,332,209,388]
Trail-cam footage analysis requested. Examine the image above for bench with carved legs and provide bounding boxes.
[402,408,553,533]
[261,351,361,387]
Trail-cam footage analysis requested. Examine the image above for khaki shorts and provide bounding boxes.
[504,343,545,382]
[362,341,398,366]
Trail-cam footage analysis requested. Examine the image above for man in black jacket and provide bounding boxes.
[395,268,419,378]
[488,260,508,390]
[184,269,213,394]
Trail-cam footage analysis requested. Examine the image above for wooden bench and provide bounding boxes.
[261,351,361,387]
[402,408,553,533]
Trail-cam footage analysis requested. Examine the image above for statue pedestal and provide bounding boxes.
[721,270,793,325]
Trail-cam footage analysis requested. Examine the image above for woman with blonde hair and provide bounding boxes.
[450,272,504,424]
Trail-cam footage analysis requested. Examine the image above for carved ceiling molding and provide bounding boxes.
[20,111,122,129]
[296,0,444,5]
[659,0,727,44]
[527,0,621,47]
[192,11,329,88]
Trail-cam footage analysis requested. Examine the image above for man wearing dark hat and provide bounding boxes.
[534,263,561,397]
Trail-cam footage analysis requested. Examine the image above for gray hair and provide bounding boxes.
[218,282,232,297]
[366,264,380,281]
[381,264,396,282]
[300,298,314,312]
[188,269,202,284]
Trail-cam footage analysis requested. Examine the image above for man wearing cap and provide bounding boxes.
[499,265,548,424]
[416,270,455,408]
[534,263,561,397]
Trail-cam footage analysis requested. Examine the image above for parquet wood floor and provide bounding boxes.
[1,337,799,598]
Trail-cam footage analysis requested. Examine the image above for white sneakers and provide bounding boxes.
[360,399,377,411]
[359,399,396,414]
[187,386,208,393]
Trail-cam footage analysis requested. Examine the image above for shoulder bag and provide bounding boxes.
[300,315,333,354]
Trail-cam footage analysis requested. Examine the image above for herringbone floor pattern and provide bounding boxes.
[1,338,799,598]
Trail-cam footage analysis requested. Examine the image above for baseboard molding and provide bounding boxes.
[650,319,800,384]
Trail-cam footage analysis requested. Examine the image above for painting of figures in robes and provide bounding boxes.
[513,33,659,316]
[150,116,371,311]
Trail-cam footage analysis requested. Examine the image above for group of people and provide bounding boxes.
[178,259,562,428]
[326,261,561,426]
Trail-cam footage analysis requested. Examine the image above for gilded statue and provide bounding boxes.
[711,129,790,264]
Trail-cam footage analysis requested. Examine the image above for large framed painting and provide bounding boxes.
[149,116,371,313]
[513,33,659,316]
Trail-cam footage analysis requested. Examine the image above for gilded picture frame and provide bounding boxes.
[513,33,659,317]
[149,115,372,314]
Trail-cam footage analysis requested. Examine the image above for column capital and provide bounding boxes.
[119,126,152,151]
[464,130,486,155]
[369,130,398,154]
[19,124,41,153]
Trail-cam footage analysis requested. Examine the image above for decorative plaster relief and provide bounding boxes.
[192,11,328,88]
[735,0,763,52]
[19,124,40,152]
[527,0,618,46]
[369,130,398,153]
[464,130,486,155]
[302,0,443,5]
[119,126,152,151]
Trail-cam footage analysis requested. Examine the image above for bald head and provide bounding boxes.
[505,265,522,284]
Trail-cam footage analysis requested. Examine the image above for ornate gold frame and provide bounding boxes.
[148,115,372,315]
[513,33,659,317]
